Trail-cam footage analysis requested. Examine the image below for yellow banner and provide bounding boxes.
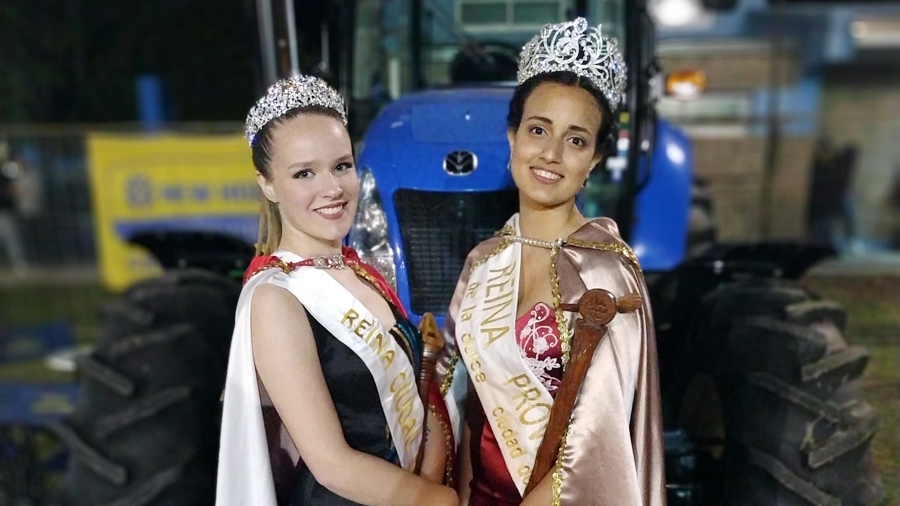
[87,133,258,292]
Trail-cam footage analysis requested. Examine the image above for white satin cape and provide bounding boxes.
[215,267,281,506]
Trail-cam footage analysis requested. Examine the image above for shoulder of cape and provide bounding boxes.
[566,217,642,270]
[246,264,295,286]
[240,266,306,309]
[570,217,624,244]
[464,234,513,274]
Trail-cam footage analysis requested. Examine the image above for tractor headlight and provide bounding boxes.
[349,168,397,290]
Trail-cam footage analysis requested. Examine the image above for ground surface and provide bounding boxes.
[803,266,900,506]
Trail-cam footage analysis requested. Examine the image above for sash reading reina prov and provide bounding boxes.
[455,237,559,496]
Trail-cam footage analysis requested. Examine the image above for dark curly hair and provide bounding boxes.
[507,71,616,156]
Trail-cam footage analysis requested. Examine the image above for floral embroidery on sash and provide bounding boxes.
[515,302,563,395]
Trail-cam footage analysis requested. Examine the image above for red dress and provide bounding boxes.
[469,302,563,506]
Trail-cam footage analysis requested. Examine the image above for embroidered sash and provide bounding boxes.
[267,253,425,469]
[455,240,556,495]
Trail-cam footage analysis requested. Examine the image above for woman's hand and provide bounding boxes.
[519,471,552,506]
[431,485,459,506]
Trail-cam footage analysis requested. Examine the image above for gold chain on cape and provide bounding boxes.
[551,425,572,506]
[564,238,641,270]
[349,263,391,301]
[426,403,456,487]
[549,242,572,366]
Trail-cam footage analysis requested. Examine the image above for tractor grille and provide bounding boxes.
[394,189,518,315]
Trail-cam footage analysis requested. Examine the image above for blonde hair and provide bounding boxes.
[256,197,282,255]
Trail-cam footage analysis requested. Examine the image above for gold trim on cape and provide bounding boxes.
[549,243,572,367]
[551,425,572,506]
[440,350,459,396]
[468,238,512,274]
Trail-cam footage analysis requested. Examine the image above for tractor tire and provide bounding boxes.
[679,280,884,506]
[53,270,240,506]
[686,178,717,258]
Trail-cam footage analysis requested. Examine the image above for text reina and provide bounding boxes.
[341,309,396,369]
[459,260,518,383]
[340,308,420,451]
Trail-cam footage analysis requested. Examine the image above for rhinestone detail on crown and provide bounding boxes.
[517,17,627,110]
[245,74,347,146]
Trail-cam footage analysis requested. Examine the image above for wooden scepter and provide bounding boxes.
[522,288,643,496]
[414,311,445,474]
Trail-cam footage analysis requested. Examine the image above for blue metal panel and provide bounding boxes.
[630,119,692,271]
[135,74,165,131]
[358,88,516,317]
[0,322,78,426]
[363,88,515,191]
[0,384,79,426]
[0,322,74,365]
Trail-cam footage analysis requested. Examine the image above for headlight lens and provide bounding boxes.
[348,168,397,290]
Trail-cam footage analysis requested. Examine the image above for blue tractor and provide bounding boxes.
[49,1,882,505]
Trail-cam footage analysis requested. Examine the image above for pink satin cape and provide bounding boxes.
[441,216,666,506]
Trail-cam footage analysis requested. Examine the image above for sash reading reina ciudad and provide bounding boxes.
[216,251,425,506]
[455,223,560,496]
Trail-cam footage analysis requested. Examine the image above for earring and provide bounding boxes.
[507,161,511,171]
[582,178,589,188]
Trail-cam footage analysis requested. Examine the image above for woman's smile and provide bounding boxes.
[530,166,564,183]
[314,202,348,219]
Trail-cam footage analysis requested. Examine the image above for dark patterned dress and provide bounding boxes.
[274,305,421,506]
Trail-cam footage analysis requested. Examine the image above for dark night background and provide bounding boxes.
[0,0,258,123]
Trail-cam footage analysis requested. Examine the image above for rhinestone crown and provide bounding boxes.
[517,17,627,110]
[245,74,347,146]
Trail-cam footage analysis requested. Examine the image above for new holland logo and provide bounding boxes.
[443,150,477,176]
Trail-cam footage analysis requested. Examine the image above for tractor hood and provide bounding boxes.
[358,87,515,192]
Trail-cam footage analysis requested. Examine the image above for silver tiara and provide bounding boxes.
[517,17,627,110]
[245,74,347,146]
